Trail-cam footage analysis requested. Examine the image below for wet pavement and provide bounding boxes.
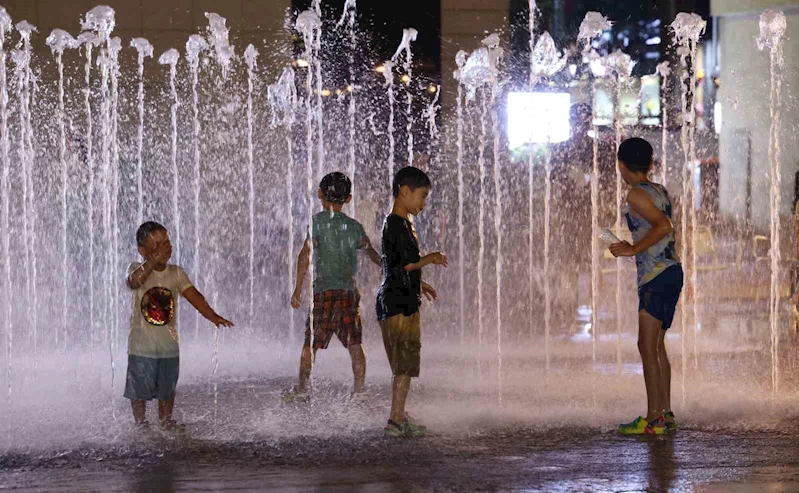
[4,370,799,492]
[3,296,799,492]
[4,420,799,492]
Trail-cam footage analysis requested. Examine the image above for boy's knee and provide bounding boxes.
[348,343,365,358]
[637,338,657,357]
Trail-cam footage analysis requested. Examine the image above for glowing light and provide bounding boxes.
[295,58,309,68]
[589,58,606,77]
[427,85,438,93]
[375,65,386,73]
[401,74,410,83]
[335,89,343,96]
[321,89,331,97]
[507,92,571,148]
[346,84,354,92]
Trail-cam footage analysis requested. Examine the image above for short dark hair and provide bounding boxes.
[136,221,167,246]
[569,102,592,125]
[618,137,653,173]
[319,172,351,204]
[392,166,431,198]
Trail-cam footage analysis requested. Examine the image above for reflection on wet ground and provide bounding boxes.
[4,366,799,492]
[4,278,799,491]
[5,421,799,492]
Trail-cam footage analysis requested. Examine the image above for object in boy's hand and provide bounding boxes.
[598,228,621,246]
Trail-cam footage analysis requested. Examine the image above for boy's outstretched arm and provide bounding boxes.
[361,236,382,267]
[291,239,311,309]
[182,287,234,328]
[404,252,448,272]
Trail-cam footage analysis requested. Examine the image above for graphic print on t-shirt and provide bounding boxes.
[141,287,175,326]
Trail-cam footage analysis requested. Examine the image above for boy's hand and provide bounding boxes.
[609,241,635,258]
[290,288,302,309]
[212,315,234,328]
[421,281,438,302]
[429,252,448,267]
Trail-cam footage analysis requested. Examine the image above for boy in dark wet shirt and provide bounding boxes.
[377,166,448,437]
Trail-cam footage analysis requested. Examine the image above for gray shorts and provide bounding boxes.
[123,355,179,401]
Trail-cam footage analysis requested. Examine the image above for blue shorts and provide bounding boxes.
[639,264,683,330]
[123,355,179,401]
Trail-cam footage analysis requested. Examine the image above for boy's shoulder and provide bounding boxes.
[386,213,412,225]
[382,214,414,238]
[314,211,365,232]
[167,263,192,278]
[342,213,366,229]
[383,214,406,226]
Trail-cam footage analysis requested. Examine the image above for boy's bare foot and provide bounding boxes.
[160,419,185,432]
[348,391,368,405]
[281,388,310,404]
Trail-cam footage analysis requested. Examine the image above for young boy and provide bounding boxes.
[285,172,381,401]
[378,166,447,437]
[125,221,233,429]
[609,138,683,435]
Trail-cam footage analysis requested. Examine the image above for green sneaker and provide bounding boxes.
[664,412,677,432]
[383,419,426,438]
[402,413,426,435]
[618,416,648,435]
[384,420,407,438]
[645,416,666,435]
[403,419,426,437]
[281,388,310,404]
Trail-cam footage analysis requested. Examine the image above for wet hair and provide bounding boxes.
[392,166,431,198]
[569,102,592,125]
[618,137,654,173]
[136,221,167,247]
[319,172,352,204]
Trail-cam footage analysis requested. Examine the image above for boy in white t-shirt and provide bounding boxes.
[124,221,233,429]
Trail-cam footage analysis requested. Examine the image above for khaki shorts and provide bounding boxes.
[380,312,421,377]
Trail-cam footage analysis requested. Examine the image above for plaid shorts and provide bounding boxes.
[304,290,362,349]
